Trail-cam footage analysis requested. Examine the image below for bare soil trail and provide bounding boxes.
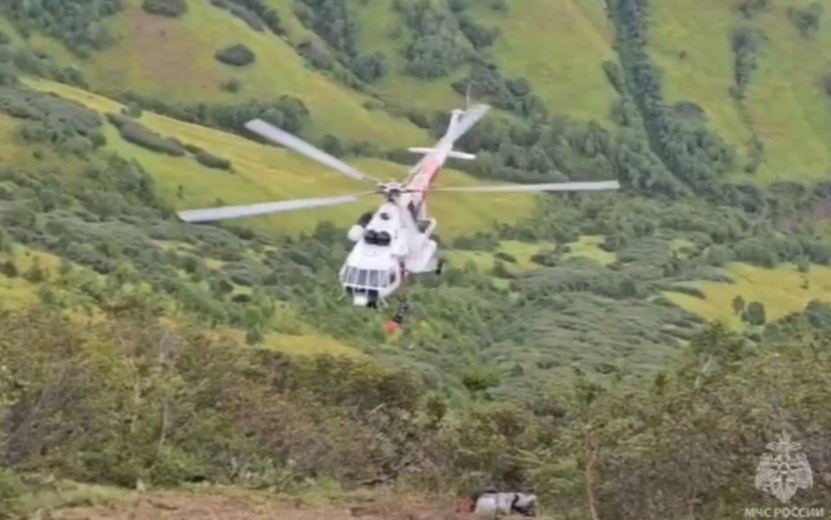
[44,487,468,520]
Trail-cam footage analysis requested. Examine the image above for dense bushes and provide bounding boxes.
[606,0,735,197]
[0,45,89,88]
[452,62,547,121]
[106,112,186,156]
[195,149,233,171]
[0,308,432,490]
[211,0,266,32]
[101,112,235,169]
[394,0,473,79]
[1,308,829,519]
[0,85,106,155]
[0,131,753,398]
[0,0,122,57]
[737,0,769,18]
[116,91,312,136]
[215,44,256,67]
[211,0,286,36]
[142,0,188,17]
[788,2,824,39]
[293,0,388,85]
[295,0,359,56]
[730,26,762,101]
[390,0,501,80]
[448,0,500,50]
[288,0,497,86]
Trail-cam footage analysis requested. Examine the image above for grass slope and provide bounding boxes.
[22,77,537,239]
[470,0,618,123]
[446,235,616,276]
[7,0,830,183]
[665,262,831,329]
[22,482,477,520]
[0,231,366,358]
[1,0,831,356]
[352,0,470,112]
[21,0,429,146]
[649,0,831,182]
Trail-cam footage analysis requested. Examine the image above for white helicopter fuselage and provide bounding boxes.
[338,113,463,307]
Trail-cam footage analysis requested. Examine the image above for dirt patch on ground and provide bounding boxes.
[47,487,467,520]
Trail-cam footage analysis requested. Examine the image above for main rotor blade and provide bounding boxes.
[429,180,621,193]
[178,192,376,223]
[446,103,490,142]
[244,119,380,184]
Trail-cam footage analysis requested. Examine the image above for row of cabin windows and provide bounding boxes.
[342,266,398,288]
[364,230,392,246]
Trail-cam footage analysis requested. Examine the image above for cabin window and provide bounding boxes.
[369,270,379,287]
[345,267,357,284]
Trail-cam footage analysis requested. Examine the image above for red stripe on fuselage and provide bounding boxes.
[417,156,441,196]
[405,154,443,219]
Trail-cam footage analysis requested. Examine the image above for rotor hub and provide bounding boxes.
[379,181,405,199]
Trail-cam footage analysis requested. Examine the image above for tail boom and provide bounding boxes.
[408,147,476,160]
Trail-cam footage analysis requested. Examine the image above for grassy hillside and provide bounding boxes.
[21,0,430,146]
[649,0,831,182]
[2,0,831,517]
[470,0,618,123]
[21,77,536,239]
[0,0,828,380]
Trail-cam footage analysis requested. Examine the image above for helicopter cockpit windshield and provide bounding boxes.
[341,266,398,289]
[341,265,400,307]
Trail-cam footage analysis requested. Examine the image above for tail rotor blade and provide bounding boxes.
[429,180,621,194]
[178,191,376,223]
[244,119,380,184]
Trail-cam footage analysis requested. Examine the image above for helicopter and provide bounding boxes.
[177,100,620,330]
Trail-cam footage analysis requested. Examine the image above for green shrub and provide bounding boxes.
[220,78,242,93]
[494,251,517,264]
[142,0,189,17]
[121,102,143,118]
[211,0,266,32]
[195,150,233,171]
[667,285,706,299]
[215,44,256,67]
[106,113,186,156]
[0,0,122,56]
[0,471,22,517]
